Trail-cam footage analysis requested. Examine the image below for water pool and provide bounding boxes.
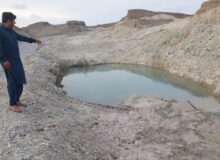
[61,64,220,112]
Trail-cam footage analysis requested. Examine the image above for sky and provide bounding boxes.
[0,0,207,27]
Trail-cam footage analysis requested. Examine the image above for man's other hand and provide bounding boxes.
[35,39,42,45]
[3,61,11,70]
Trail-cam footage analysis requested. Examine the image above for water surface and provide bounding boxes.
[62,64,220,112]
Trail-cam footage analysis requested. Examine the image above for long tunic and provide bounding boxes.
[0,23,36,84]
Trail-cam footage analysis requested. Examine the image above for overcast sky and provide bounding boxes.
[0,0,206,27]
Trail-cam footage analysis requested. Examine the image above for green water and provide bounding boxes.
[61,64,220,112]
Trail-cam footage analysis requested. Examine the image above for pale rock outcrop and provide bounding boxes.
[119,9,191,28]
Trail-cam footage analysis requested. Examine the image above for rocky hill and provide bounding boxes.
[19,9,190,35]
[121,9,190,20]
[22,20,87,37]
[117,9,191,28]
[196,0,220,14]
[90,9,190,29]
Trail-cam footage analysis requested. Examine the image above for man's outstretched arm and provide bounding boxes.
[14,31,42,44]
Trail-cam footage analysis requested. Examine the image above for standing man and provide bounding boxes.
[0,12,42,112]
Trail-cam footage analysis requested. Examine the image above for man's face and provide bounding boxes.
[6,19,16,28]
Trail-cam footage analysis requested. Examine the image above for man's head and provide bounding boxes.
[2,12,16,28]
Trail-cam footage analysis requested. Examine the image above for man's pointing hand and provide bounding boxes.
[35,39,42,45]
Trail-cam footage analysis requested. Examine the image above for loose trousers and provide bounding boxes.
[4,69,23,106]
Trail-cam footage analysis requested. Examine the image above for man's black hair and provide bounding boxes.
[2,12,16,23]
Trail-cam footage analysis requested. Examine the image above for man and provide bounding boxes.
[0,12,42,112]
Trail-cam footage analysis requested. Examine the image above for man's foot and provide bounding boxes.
[9,105,22,113]
[16,101,27,107]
